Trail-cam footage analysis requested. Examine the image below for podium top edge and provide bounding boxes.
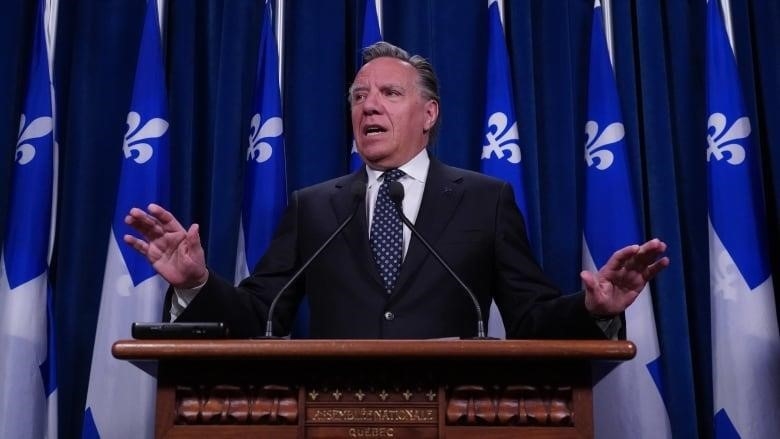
[112,338,636,361]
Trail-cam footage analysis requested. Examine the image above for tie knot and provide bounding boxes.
[383,169,405,183]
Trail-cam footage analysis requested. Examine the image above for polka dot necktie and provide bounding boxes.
[370,169,405,293]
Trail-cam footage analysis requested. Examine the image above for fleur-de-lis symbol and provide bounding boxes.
[247,114,283,163]
[16,114,53,165]
[584,121,624,170]
[710,247,742,301]
[123,111,168,164]
[482,112,521,164]
[707,113,749,165]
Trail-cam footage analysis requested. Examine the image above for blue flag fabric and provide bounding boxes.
[235,0,287,282]
[706,1,780,438]
[584,2,672,437]
[361,0,381,51]
[480,0,527,338]
[0,0,58,437]
[349,0,382,171]
[481,0,528,219]
[82,1,170,437]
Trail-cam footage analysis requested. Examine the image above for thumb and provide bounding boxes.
[186,223,201,245]
[183,224,205,261]
[580,270,597,292]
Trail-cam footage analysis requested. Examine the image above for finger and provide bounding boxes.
[608,244,641,271]
[148,203,185,232]
[125,207,165,240]
[184,223,202,252]
[632,239,667,266]
[186,223,200,240]
[123,234,149,256]
[642,256,670,280]
[126,207,152,225]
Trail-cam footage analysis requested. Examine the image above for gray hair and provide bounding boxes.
[352,41,441,144]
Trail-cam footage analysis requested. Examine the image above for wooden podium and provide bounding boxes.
[113,339,634,439]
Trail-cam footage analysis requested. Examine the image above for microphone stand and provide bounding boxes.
[261,182,365,338]
[388,181,493,340]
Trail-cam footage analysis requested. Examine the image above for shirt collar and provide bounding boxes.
[365,149,430,186]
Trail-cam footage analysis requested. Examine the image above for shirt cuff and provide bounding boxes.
[169,279,207,321]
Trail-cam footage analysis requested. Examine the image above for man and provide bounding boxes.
[125,42,668,339]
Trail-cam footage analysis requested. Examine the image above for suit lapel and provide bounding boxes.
[329,171,384,286]
[392,159,465,298]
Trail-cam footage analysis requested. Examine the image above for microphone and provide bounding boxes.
[388,181,492,339]
[263,181,366,338]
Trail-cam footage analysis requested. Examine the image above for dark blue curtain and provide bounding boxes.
[0,1,37,250]
[1,1,778,437]
[612,2,706,437]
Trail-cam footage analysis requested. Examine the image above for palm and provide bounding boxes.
[149,229,204,285]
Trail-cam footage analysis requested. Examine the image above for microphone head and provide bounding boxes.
[350,180,367,199]
[389,181,405,205]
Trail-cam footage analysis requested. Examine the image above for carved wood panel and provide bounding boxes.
[445,384,573,426]
[175,384,298,425]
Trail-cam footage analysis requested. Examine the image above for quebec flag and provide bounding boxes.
[349,0,382,171]
[480,0,527,339]
[706,1,780,437]
[235,0,287,281]
[82,1,170,438]
[0,0,58,437]
[584,2,671,438]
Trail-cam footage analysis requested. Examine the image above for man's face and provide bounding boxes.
[350,57,438,170]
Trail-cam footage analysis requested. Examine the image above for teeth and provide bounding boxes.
[365,126,385,135]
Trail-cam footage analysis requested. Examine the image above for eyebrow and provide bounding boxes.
[380,84,406,92]
[350,82,406,93]
[349,84,368,95]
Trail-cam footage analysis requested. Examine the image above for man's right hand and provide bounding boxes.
[124,203,209,289]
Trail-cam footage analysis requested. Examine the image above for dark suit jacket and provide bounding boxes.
[178,157,606,339]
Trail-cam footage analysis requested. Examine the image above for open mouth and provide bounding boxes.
[363,124,388,136]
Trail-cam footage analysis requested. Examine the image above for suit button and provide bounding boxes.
[384,311,395,321]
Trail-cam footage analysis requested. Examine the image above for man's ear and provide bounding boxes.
[423,100,439,132]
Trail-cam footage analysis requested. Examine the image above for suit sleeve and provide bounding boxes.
[492,183,606,339]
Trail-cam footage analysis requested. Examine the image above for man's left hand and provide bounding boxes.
[581,238,670,317]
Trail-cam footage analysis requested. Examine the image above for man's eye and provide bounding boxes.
[352,94,366,102]
[385,90,401,97]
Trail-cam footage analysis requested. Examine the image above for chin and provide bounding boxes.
[357,147,390,164]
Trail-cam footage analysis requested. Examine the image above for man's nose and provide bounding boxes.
[362,90,381,114]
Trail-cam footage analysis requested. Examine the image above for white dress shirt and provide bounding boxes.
[364,149,429,259]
